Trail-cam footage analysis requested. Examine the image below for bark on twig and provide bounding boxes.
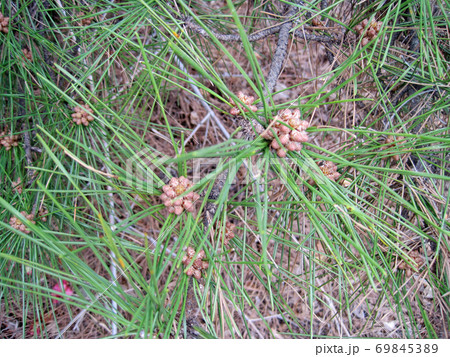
[294,30,340,43]
[183,15,341,46]
[262,6,297,99]
[183,16,284,43]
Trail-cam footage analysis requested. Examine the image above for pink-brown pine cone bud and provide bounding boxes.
[271,139,281,150]
[230,107,240,116]
[279,125,290,134]
[279,134,290,145]
[183,200,194,212]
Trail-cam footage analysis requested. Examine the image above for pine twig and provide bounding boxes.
[293,30,339,43]
[182,15,284,42]
[262,6,297,99]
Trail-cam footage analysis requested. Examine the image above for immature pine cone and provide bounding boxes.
[22,48,33,62]
[0,130,20,150]
[160,176,200,215]
[38,207,49,222]
[78,12,93,26]
[261,109,309,157]
[0,12,9,34]
[71,103,94,126]
[230,91,258,116]
[182,246,209,280]
[311,18,324,27]
[383,136,405,162]
[9,211,35,234]
[308,161,341,185]
[220,221,236,246]
[12,177,23,194]
[355,19,382,46]
[398,250,424,278]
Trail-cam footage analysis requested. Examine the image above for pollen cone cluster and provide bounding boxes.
[318,161,341,181]
[0,12,9,34]
[160,176,199,215]
[0,130,20,150]
[230,92,258,116]
[182,246,209,280]
[309,161,341,185]
[261,109,309,157]
[9,212,35,234]
[355,19,382,46]
[72,103,94,126]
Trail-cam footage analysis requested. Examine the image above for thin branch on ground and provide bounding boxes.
[262,5,297,99]
[182,15,285,42]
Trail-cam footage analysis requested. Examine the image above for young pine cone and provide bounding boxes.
[12,177,23,194]
[182,246,209,280]
[9,211,35,234]
[218,221,236,246]
[311,18,324,27]
[38,207,49,222]
[78,13,93,26]
[160,176,200,215]
[0,130,20,150]
[355,19,382,46]
[261,109,309,157]
[0,12,9,34]
[308,161,341,185]
[22,48,33,62]
[71,103,94,126]
[383,136,405,162]
[230,91,258,116]
[398,250,424,277]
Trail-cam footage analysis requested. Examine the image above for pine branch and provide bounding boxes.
[182,15,284,42]
[263,6,297,99]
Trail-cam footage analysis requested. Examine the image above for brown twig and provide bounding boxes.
[262,6,297,99]
[182,16,284,42]
[293,30,339,43]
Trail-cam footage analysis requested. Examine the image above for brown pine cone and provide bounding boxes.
[9,211,35,234]
[0,130,20,150]
[182,247,208,280]
[0,12,10,34]
[72,103,94,126]
[160,176,199,215]
[262,109,309,157]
